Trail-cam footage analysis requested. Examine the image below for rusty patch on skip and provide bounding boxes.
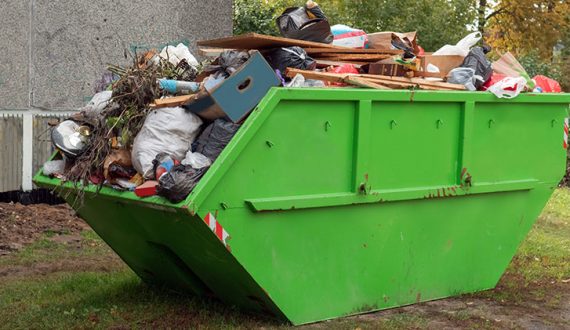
[416,292,422,303]
[460,167,473,188]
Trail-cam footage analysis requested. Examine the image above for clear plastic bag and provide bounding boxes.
[43,160,65,177]
[286,74,326,88]
[447,67,482,91]
[182,151,212,169]
[492,52,534,89]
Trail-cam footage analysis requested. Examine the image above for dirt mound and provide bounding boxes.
[0,202,87,254]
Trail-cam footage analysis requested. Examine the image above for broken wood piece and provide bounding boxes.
[197,33,345,50]
[150,95,194,108]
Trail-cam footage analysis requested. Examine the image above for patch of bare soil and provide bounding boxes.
[0,202,88,254]
[353,279,570,329]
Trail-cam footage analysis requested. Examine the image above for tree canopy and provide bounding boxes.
[234,0,569,56]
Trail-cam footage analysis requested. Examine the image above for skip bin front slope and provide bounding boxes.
[34,89,570,325]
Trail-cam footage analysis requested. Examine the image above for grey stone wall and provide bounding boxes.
[0,0,233,193]
[0,0,233,111]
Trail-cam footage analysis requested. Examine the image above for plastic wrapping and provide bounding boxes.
[487,77,527,99]
[82,91,112,115]
[194,119,240,161]
[157,165,208,203]
[264,47,316,74]
[131,107,202,179]
[182,151,212,169]
[331,24,368,49]
[433,32,482,57]
[205,50,251,79]
[492,52,535,89]
[532,75,562,93]
[159,43,199,66]
[286,74,326,88]
[447,68,482,91]
[42,160,66,177]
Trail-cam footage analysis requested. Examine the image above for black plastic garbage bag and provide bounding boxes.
[194,119,240,161]
[459,46,492,90]
[264,47,317,74]
[157,165,208,203]
[205,50,251,79]
[276,7,333,44]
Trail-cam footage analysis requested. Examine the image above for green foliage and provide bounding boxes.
[233,0,477,51]
[320,0,477,51]
[233,0,296,36]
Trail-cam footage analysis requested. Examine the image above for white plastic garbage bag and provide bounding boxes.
[433,32,482,57]
[487,77,527,99]
[132,107,203,178]
[159,43,199,66]
[181,151,212,169]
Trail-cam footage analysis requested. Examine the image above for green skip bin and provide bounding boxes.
[35,89,570,325]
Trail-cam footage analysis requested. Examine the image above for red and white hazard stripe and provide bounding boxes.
[203,213,230,247]
[564,118,570,149]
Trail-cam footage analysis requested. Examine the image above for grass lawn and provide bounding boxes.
[1,188,569,329]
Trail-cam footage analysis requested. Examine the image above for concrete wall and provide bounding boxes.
[0,0,233,192]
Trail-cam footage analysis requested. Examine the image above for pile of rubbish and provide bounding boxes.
[200,1,562,96]
[44,44,260,204]
[43,0,565,204]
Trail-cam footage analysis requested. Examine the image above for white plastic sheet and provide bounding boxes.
[433,32,482,57]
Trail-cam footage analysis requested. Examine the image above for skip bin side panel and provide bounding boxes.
[195,89,569,324]
[53,189,286,319]
[214,185,553,324]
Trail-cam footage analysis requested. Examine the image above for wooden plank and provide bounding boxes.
[316,60,364,68]
[285,68,465,91]
[197,33,344,50]
[150,95,194,108]
[304,48,401,55]
[345,77,391,90]
[357,73,465,90]
[313,54,392,61]
[285,69,345,84]
[198,47,232,57]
